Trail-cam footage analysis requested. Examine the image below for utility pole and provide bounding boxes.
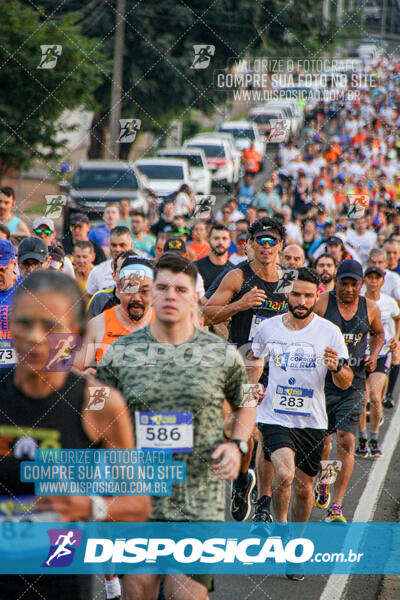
[106,0,126,159]
[323,0,330,28]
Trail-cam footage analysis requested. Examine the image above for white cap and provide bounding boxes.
[32,217,55,232]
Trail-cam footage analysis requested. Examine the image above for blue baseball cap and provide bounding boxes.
[336,259,363,281]
[0,239,16,268]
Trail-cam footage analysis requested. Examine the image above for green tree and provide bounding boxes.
[24,1,333,159]
[0,1,108,177]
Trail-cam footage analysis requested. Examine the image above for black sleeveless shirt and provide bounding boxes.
[229,262,288,351]
[323,290,370,394]
[0,369,95,599]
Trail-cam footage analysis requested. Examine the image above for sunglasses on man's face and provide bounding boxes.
[34,228,52,236]
[254,236,279,247]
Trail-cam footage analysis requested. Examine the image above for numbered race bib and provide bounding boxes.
[135,411,193,453]
[0,341,17,368]
[249,315,267,342]
[272,385,313,417]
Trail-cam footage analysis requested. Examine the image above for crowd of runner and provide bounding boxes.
[1,53,400,598]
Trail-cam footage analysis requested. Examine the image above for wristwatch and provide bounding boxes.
[230,439,249,455]
[90,495,108,521]
[332,358,344,374]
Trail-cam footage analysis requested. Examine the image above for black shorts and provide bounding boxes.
[257,423,326,477]
[367,355,389,377]
[326,387,365,435]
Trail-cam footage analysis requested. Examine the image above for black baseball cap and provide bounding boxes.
[18,237,48,263]
[163,238,186,254]
[70,213,89,225]
[364,266,385,278]
[326,236,344,247]
[253,227,282,241]
[237,232,248,242]
[336,259,363,281]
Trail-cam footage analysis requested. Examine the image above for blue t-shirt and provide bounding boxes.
[88,225,110,248]
[0,277,21,368]
[238,183,256,213]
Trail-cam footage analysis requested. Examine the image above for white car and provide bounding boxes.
[183,136,237,191]
[357,42,379,59]
[264,100,304,137]
[134,158,192,198]
[216,120,266,163]
[156,147,211,195]
[192,132,242,182]
[248,106,291,142]
[65,160,148,231]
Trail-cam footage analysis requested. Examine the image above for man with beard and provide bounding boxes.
[204,217,289,523]
[75,257,154,372]
[247,269,351,569]
[313,260,384,523]
[195,224,233,292]
[314,253,337,292]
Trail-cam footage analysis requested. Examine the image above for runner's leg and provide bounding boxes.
[292,468,315,522]
[332,429,355,506]
[270,447,296,523]
[164,574,209,600]
[123,574,160,600]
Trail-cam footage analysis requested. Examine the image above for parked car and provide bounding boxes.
[248,106,291,142]
[63,160,147,233]
[192,132,242,182]
[264,100,304,137]
[216,120,266,165]
[134,157,193,199]
[156,147,211,195]
[183,135,237,192]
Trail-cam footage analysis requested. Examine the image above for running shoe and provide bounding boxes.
[314,480,330,509]
[286,573,305,582]
[355,437,369,458]
[252,497,274,522]
[383,395,395,409]
[230,468,256,521]
[368,439,382,458]
[325,503,347,523]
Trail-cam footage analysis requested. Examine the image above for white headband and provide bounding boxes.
[119,264,154,281]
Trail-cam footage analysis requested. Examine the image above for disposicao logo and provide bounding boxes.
[42,529,82,567]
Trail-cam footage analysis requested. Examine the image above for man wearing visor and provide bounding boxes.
[75,257,154,373]
[204,217,289,523]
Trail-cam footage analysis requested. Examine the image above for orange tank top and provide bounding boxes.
[95,305,155,363]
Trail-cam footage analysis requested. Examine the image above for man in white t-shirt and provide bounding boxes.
[247,269,352,545]
[85,226,134,301]
[357,267,400,458]
[365,249,400,303]
[346,217,377,265]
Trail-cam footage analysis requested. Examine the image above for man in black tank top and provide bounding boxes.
[314,260,384,524]
[204,217,289,524]
[0,271,151,600]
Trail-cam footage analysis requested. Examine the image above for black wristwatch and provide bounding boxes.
[230,439,249,455]
[332,359,344,374]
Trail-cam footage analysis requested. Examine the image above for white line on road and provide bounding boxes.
[320,398,400,600]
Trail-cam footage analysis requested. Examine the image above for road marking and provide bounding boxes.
[320,398,400,600]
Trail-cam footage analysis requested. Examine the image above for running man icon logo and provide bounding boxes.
[347,194,370,220]
[37,45,62,69]
[86,386,111,411]
[42,334,81,372]
[42,529,82,567]
[192,195,216,219]
[268,119,290,143]
[120,270,146,294]
[320,460,342,484]
[241,383,264,407]
[191,45,215,69]
[117,119,141,143]
[44,195,67,219]
[275,268,299,294]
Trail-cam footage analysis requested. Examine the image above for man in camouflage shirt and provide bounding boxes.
[97,253,255,600]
